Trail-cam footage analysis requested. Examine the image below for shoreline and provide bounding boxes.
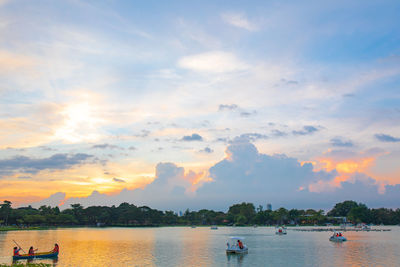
[1,224,396,232]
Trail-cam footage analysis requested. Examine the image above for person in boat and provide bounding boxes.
[28,246,38,256]
[13,247,21,256]
[52,243,59,253]
[279,228,282,233]
[237,240,244,249]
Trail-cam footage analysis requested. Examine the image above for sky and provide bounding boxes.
[0,0,399,211]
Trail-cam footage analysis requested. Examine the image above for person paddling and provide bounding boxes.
[52,243,59,253]
[13,247,21,256]
[237,240,244,249]
[28,246,38,256]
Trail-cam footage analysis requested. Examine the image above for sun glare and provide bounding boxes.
[54,102,103,143]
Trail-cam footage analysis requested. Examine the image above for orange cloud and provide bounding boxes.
[304,148,389,193]
[0,160,156,207]
[183,170,212,193]
[0,50,35,73]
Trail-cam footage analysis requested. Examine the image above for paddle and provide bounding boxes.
[12,240,26,254]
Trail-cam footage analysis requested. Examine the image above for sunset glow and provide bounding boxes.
[0,0,399,210]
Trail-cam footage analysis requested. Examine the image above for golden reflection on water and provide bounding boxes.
[1,228,157,267]
[62,228,156,266]
[339,230,399,267]
[179,227,212,266]
[1,226,400,266]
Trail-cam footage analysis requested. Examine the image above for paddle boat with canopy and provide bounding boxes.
[329,231,347,242]
[226,237,248,254]
[275,226,287,235]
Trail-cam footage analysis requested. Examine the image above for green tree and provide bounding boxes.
[228,203,256,224]
[348,204,370,223]
[327,200,358,217]
[0,200,12,225]
[273,207,288,225]
[23,214,46,225]
[70,203,85,224]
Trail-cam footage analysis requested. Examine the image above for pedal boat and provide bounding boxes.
[226,237,248,254]
[329,232,347,242]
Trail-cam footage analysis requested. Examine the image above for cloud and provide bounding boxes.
[219,104,238,111]
[113,177,126,183]
[240,111,256,117]
[199,147,213,153]
[204,140,332,190]
[181,133,203,141]
[375,134,400,142]
[0,50,35,73]
[39,146,58,151]
[196,140,400,209]
[271,129,287,137]
[215,137,230,143]
[178,51,248,73]
[92,143,123,150]
[31,192,66,208]
[238,133,268,142]
[343,93,355,98]
[56,162,197,210]
[134,130,151,138]
[330,138,354,147]
[280,78,299,85]
[29,141,400,211]
[221,12,257,31]
[293,125,319,136]
[0,153,94,176]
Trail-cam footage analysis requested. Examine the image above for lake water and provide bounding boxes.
[0,226,399,266]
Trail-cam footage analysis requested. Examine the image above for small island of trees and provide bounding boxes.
[1,200,399,228]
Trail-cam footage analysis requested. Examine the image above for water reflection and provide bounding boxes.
[0,227,399,266]
[226,253,246,265]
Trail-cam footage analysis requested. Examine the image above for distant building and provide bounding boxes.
[267,203,272,211]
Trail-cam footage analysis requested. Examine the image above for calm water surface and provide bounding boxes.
[0,226,399,266]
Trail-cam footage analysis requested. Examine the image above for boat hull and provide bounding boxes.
[226,248,248,254]
[13,251,59,260]
[329,236,347,242]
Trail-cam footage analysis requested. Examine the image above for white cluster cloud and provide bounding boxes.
[30,140,400,211]
[178,51,249,73]
[221,12,257,31]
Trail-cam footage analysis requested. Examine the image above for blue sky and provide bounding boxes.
[0,0,399,210]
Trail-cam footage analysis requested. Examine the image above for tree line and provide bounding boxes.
[0,200,399,227]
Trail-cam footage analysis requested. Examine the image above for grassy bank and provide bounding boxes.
[0,226,51,232]
[0,264,51,267]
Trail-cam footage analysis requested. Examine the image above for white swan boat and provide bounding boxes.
[275,226,287,235]
[226,237,248,254]
[329,231,347,242]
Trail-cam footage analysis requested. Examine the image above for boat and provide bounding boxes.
[13,251,59,260]
[226,237,248,254]
[211,225,218,230]
[355,223,371,231]
[275,226,287,235]
[329,231,347,242]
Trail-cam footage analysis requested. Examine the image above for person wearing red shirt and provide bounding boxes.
[13,247,21,256]
[52,243,59,253]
